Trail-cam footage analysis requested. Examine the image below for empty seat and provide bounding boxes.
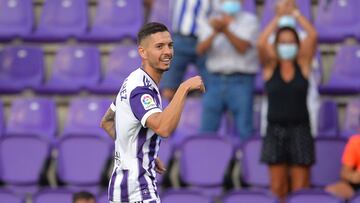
[5,98,57,141]
[157,139,173,184]
[0,100,3,137]
[57,135,111,193]
[148,0,171,29]
[63,97,112,140]
[33,188,73,203]
[28,0,88,41]
[341,98,360,138]
[90,45,141,94]
[350,193,360,203]
[0,0,33,40]
[311,138,347,187]
[81,0,143,42]
[241,138,269,187]
[0,136,50,194]
[36,46,101,94]
[315,0,359,42]
[223,190,278,203]
[261,0,312,29]
[320,44,360,95]
[317,100,339,137]
[0,46,44,93]
[286,189,345,203]
[97,192,108,203]
[179,136,234,197]
[0,189,23,203]
[161,189,212,203]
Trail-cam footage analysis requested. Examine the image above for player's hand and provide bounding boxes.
[155,157,166,174]
[351,171,360,184]
[182,76,206,93]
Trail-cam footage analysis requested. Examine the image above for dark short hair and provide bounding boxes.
[73,191,95,203]
[274,26,301,46]
[137,22,169,45]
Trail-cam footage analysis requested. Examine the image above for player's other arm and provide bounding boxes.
[100,107,116,140]
[146,76,205,138]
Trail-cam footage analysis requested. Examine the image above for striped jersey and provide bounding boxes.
[108,68,163,202]
[171,0,211,36]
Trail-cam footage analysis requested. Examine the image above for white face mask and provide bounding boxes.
[277,43,298,60]
[221,1,241,15]
[278,15,296,28]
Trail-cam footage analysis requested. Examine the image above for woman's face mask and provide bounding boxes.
[277,43,298,60]
[221,1,241,15]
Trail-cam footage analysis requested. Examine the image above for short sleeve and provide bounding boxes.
[129,87,162,127]
[198,16,215,42]
[342,136,360,168]
[232,13,259,46]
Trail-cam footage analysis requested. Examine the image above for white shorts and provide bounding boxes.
[110,198,160,203]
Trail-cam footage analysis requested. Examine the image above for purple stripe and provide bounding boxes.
[120,170,129,202]
[148,200,157,203]
[137,127,151,200]
[108,167,117,202]
[148,135,159,197]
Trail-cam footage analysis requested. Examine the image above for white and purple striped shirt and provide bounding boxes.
[108,68,162,203]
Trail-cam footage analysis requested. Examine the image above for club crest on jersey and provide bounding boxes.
[141,94,156,110]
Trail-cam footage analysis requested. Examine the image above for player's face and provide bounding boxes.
[141,31,174,72]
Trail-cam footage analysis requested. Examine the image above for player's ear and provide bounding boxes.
[138,46,147,59]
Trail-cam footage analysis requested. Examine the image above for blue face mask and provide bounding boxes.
[277,43,298,60]
[278,15,296,28]
[221,1,241,15]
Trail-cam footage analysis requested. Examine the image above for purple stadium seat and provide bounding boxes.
[223,190,278,203]
[81,0,143,42]
[57,135,111,193]
[157,139,173,184]
[241,138,269,187]
[315,0,359,43]
[179,136,234,197]
[97,192,108,203]
[148,0,171,29]
[161,189,212,203]
[0,0,33,40]
[0,189,24,203]
[261,0,312,29]
[341,98,360,138]
[0,100,3,137]
[63,97,112,141]
[90,45,141,94]
[286,189,345,203]
[5,98,57,142]
[33,188,73,203]
[36,46,101,94]
[0,136,50,194]
[28,0,88,41]
[311,138,347,187]
[350,193,360,203]
[320,44,360,95]
[317,100,339,137]
[0,46,44,93]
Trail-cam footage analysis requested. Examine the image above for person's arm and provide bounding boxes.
[222,27,251,54]
[256,15,279,66]
[196,18,222,55]
[341,165,360,184]
[146,76,205,138]
[100,107,116,140]
[293,8,318,65]
[196,32,218,55]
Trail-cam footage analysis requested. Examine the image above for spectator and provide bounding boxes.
[73,191,96,203]
[161,0,211,101]
[257,0,317,201]
[196,0,259,141]
[325,135,360,200]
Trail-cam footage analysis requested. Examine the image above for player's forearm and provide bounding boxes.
[196,32,217,55]
[152,84,190,137]
[102,122,116,140]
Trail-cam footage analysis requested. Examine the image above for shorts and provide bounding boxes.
[110,198,160,203]
[260,122,315,166]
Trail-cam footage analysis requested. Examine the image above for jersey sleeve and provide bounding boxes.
[342,136,360,168]
[110,98,116,112]
[129,87,162,127]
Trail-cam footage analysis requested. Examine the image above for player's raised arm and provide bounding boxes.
[146,76,205,138]
[100,107,116,140]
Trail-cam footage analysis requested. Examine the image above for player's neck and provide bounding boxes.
[142,65,161,86]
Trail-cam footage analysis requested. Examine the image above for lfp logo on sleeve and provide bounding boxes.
[141,94,157,110]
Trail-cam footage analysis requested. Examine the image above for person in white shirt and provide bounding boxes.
[100,22,205,203]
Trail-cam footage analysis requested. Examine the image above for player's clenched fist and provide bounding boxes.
[181,76,206,93]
